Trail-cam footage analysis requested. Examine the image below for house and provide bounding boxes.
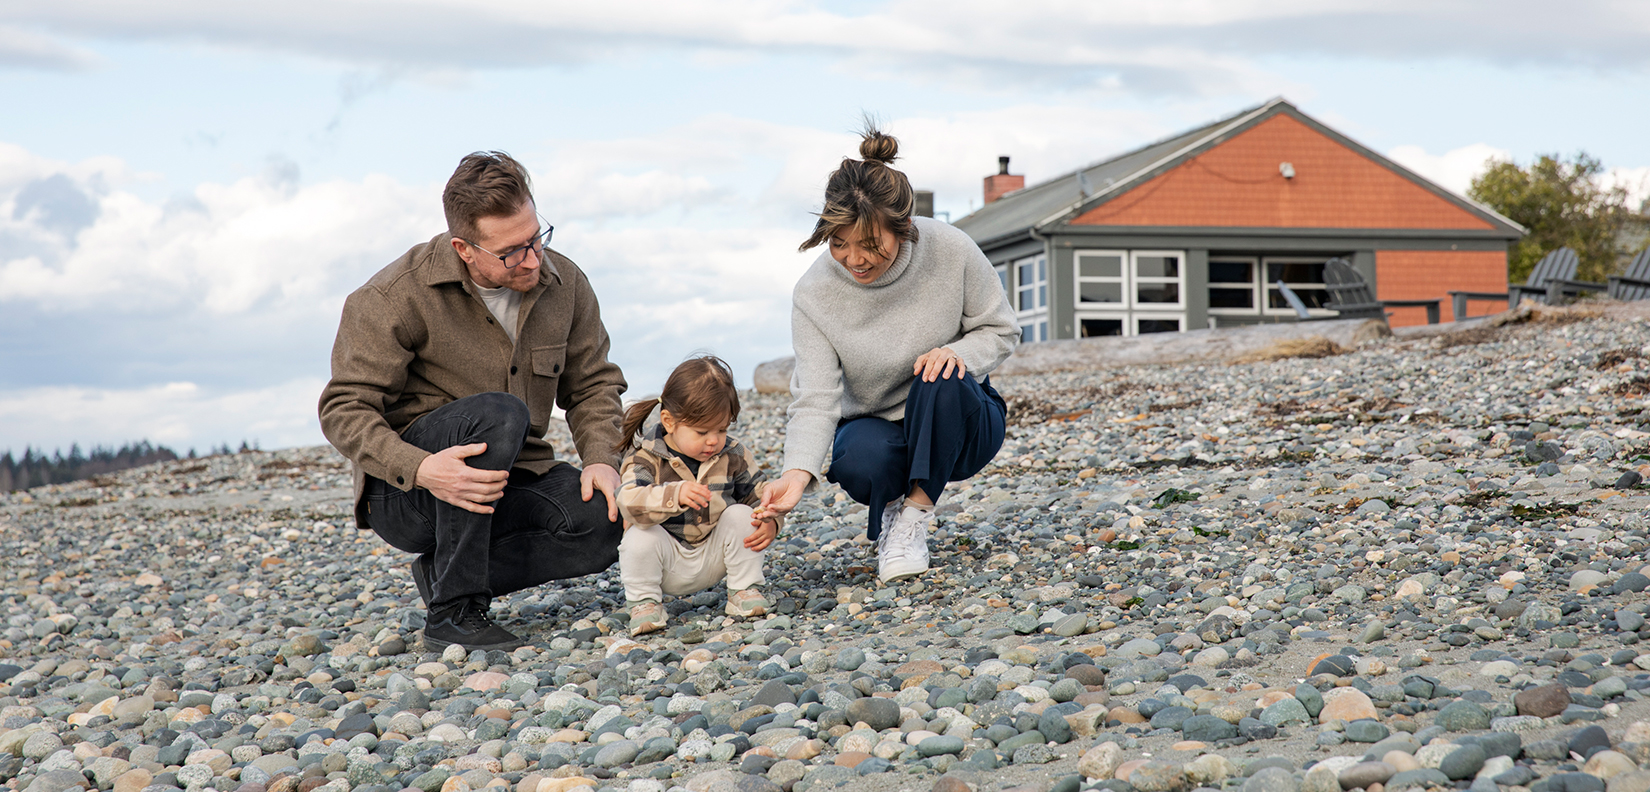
[952,98,1524,341]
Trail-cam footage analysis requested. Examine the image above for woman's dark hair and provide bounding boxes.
[615,355,741,454]
[799,121,918,257]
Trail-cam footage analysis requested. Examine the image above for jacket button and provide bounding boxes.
[510,366,518,375]
[396,476,405,485]
[487,317,494,323]
[553,364,561,374]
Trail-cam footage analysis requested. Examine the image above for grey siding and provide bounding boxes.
[1184,248,1209,331]
[1049,238,1073,339]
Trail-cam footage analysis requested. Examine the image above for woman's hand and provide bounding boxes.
[913,347,966,382]
[759,469,814,516]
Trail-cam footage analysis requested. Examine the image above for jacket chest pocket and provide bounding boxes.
[528,344,567,425]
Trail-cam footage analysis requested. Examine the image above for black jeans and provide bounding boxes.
[826,373,1007,540]
[363,392,622,610]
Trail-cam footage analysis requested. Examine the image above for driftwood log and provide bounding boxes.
[750,318,1389,393]
[994,318,1391,377]
[753,357,796,394]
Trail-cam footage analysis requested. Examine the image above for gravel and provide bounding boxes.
[8,308,1650,792]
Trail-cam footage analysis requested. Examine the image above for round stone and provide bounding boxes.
[917,736,964,757]
[845,697,901,731]
[1436,700,1491,732]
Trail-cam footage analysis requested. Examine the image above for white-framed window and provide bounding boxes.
[1131,251,1184,310]
[1132,315,1184,334]
[1072,249,1186,337]
[1208,256,1261,315]
[1013,254,1047,316]
[1012,253,1048,343]
[1074,250,1185,310]
[1263,257,1333,317]
[1074,250,1126,308]
[1076,314,1126,338]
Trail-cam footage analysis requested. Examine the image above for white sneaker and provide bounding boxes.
[878,504,933,583]
[878,501,901,539]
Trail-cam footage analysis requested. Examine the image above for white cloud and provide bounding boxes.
[0,23,96,70]
[1385,142,1509,196]
[1605,167,1650,211]
[0,377,326,453]
[1385,143,1650,212]
[10,1,1647,95]
[0,144,437,314]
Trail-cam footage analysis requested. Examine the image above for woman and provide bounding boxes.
[759,125,1019,584]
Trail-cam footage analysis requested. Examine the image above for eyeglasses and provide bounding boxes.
[463,218,554,269]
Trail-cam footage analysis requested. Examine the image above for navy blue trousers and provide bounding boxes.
[826,373,1007,540]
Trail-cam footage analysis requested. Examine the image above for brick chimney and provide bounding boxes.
[984,156,1024,204]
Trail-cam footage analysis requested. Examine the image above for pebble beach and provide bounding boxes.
[6,306,1650,792]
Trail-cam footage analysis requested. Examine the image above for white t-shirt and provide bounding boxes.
[476,285,522,344]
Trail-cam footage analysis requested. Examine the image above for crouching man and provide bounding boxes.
[319,151,627,651]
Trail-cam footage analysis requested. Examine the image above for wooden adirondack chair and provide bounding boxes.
[1609,249,1650,301]
[1449,247,1579,320]
[1321,257,1441,324]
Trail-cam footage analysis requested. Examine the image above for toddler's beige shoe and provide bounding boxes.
[725,588,769,619]
[627,599,666,636]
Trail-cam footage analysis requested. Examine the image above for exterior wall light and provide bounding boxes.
[1279,162,1296,179]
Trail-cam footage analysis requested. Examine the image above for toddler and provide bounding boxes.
[615,356,779,636]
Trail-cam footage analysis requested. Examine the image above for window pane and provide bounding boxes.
[1137,283,1180,304]
[1038,285,1047,307]
[1136,255,1180,278]
[1079,282,1123,303]
[1079,255,1122,278]
[1021,324,1036,343]
[1294,288,1330,308]
[1039,322,1048,341]
[1267,287,1331,309]
[1208,287,1254,309]
[1268,262,1324,285]
[1037,259,1046,281]
[1080,318,1124,337]
[1209,261,1253,284]
[1138,318,1181,334]
[1018,288,1035,311]
[1018,262,1034,286]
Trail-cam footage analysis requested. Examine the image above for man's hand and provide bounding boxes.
[913,347,966,383]
[759,469,813,516]
[581,463,621,522]
[744,518,778,552]
[416,444,508,514]
[679,481,713,511]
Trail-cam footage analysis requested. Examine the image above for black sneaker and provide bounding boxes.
[410,554,434,606]
[422,600,524,652]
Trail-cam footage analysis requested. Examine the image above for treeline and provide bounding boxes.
[0,441,195,492]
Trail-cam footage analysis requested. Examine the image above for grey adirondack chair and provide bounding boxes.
[1449,247,1579,320]
[1557,248,1650,301]
[1609,249,1650,301]
[1322,257,1441,324]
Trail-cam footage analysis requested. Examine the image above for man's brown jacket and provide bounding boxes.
[318,232,627,527]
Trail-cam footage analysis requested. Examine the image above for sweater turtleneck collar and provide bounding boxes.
[834,235,915,289]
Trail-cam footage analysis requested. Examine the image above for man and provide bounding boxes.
[319,151,627,651]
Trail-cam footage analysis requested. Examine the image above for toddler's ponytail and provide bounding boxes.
[614,397,661,455]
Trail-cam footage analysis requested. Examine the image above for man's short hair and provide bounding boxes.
[443,151,534,243]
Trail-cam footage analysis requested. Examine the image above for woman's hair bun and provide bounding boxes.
[858,126,899,165]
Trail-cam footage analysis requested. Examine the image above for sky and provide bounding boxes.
[1,1,1648,456]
